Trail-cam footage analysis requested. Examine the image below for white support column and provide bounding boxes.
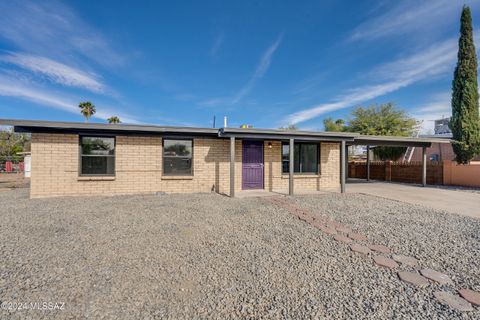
[422,146,427,187]
[289,138,294,196]
[340,140,346,193]
[230,136,235,197]
[366,145,371,181]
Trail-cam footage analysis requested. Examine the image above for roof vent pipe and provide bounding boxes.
[223,116,228,128]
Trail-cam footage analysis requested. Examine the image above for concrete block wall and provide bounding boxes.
[30,133,340,198]
[264,141,340,193]
[30,133,238,198]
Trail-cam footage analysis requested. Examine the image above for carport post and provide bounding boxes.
[230,136,235,197]
[340,140,346,193]
[289,138,294,196]
[422,146,427,187]
[345,144,349,177]
[366,145,371,181]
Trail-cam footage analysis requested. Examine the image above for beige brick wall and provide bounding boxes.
[30,133,340,198]
[264,140,340,193]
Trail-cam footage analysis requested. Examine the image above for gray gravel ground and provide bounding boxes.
[0,189,479,319]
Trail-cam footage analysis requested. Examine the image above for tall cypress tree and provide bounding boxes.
[450,6,480,164]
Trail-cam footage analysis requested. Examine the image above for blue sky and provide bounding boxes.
[0,0,479,132]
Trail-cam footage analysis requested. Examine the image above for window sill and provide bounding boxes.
[78,176,116,181]
[281,174,320,179]
[161,176,194,180]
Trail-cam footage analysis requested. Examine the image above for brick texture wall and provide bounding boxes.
[30,133,340,198]
[264,141,340,193]
[409,142,480,162]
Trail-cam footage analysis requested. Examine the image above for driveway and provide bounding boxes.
[347,180,480,219]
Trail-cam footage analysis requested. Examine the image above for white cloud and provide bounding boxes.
[349,0,472,41]
[0,53,105,93]
[210,33,224,58]
[415,92,451,114]
[0,78,74,113]
[0,1,125,67]
[367,40,457,81]
[231,34,283,104]
[283,37,461,125]
[0,75,139,124]
[199,97,229,107]
[201,34,283,107]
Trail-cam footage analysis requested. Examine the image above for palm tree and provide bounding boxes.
[107,116,121,124]
[79,101,96,122]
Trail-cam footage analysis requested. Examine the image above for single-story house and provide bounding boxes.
[0,119,448,198]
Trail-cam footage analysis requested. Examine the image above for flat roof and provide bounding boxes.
[0,119,219,136]
[220,127,357,137]
[0,118,452,146]
[351,135,451,147]
[419,134,453,139]
[219,127,357,141]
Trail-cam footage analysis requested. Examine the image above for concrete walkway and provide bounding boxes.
[347,180,480,219]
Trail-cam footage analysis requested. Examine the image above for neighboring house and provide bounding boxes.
[0,119,444,198]
[401,118,480,162]
[408,137,480,162]
[406,118,480,162]
[433,117,451,135]
[347,145,367,160]
[409,135,454,162]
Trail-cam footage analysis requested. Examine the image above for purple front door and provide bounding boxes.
[242,140,264,190]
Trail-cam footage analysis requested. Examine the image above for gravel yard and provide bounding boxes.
[0,189,479,319]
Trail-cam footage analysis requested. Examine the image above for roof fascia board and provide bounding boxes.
[13,126,218,137]
[349,140,432,147]
[0,119,218,135]
[0,119,452,146]
[219,132,354,142]
[220,127,357,138]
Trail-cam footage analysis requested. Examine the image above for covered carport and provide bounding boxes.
[344,135,451,191]
[219,129,451,196]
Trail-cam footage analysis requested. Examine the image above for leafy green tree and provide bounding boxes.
[0,128,29,158]
[347,103,417,136]
[324,103,418,160]
[323,118,345,132]
[107,116,121,124]
[348,103,417,160]
[449,6,480,164]
[79,101,96,122]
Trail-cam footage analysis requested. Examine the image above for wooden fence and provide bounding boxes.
[348,161,444,185]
